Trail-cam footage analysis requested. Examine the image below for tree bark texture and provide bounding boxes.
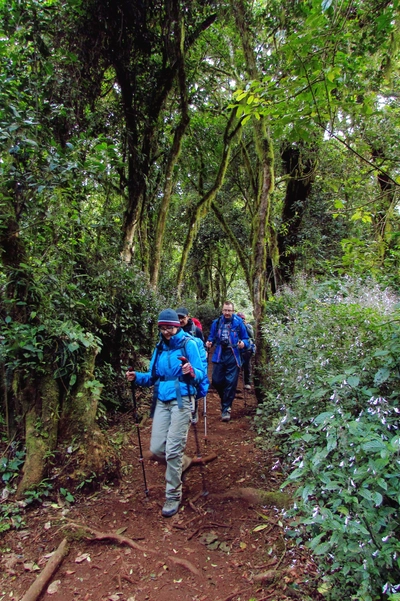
[150,8,190,287]
[232,0,275,402]
[274,144,316,288]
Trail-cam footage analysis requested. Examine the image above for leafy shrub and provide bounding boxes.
[256,276,400,601]
[1,318,101,384]
[1,260,165,412]
[0,450,26,485]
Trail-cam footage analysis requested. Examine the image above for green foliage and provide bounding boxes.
[0,449,53,530]
[0,503,25,532]
[24,480,53,505]
[76,471,97,491]
[59,487,74,503]
[0,450,25,484]
[1,317,101,381]
[256,276,400,600]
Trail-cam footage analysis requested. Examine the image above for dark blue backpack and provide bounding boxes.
[179,333,209,399]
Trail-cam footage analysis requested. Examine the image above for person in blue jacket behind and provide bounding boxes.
[126,309,206,518]
[206,301,249,422]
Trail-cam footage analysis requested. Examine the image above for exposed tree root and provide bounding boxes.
[252,568,288,583]
[169,556,202,577]
[66,522,202,579]
[190,451,217,465]
[20,538,69,601]
[211,487,291,508]
[66,522,156,554]
[221,586,254,601]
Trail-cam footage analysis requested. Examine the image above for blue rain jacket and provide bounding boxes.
[207,313,250,367]
[134,328,205,404]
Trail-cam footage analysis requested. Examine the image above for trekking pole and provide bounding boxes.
[191,414,208,497]
[242,366,247,408]
[128,368,149,497]
[179,356,208,497]
[203,348,209,445]
[203,394,208,445]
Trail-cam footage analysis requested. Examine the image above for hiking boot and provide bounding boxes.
[221,410,231,422]
[162,499,180,517]
[244,384,251,390]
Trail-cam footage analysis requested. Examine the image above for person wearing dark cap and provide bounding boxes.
[126,309,206,518]
[176,307,204,343]
[176,308,207,425]
[237,312,255,389]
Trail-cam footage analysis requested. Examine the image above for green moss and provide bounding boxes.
[258,490,291,509]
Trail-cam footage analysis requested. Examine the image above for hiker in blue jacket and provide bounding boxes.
[126,309,206,518]
[206,301,249,422]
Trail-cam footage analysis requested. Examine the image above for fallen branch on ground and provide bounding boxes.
[20,538,69,601]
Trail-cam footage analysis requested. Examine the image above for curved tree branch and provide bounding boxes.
[211,200,252,290]
[176,110,243,289]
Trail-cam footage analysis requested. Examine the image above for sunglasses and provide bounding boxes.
[159,325,177,332]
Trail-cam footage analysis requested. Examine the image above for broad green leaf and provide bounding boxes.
[374,368,390,385]
[314,541,332,555]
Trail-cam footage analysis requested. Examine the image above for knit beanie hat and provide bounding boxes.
[158,309,181,327]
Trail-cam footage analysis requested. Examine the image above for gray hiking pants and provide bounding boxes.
[150,397,192,501]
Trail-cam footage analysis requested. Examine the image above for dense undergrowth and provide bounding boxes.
[256,276,400,601]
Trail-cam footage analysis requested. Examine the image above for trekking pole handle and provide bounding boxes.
[126,366,136,382]
[178,356,195,377]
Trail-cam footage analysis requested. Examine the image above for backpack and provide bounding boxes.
[191,317,203,331]
[181,333,209,399]
[245,323,256,355]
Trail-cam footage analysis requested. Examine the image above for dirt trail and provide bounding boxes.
[1,380,322,601]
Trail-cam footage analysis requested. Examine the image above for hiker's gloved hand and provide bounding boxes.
[182,362,195,378]
[126,369,136,382]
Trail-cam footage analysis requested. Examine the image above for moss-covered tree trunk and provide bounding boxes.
[150,11,190,287]
[232,0,275,401]
[176,111,242,290]
[15,345,120,498]
[16,370,60,498]
[57,346,119,487]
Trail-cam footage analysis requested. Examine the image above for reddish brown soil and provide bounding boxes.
[1,385,322,601]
